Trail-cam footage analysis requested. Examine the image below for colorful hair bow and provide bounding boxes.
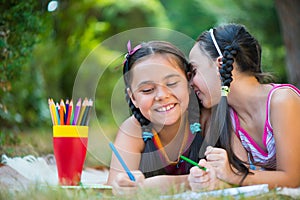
[123,40,142,67]
[126,40,142,56]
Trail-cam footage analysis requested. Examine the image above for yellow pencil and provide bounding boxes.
[50,99,58,125]
[77,98,88,125]
[48,98,55,125]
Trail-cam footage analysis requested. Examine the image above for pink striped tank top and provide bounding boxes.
[231,84,300,170]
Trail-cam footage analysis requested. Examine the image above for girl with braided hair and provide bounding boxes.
[107,41,206,194]
[187,23,300,191]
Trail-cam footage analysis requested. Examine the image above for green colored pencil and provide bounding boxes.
[180,155,208,172]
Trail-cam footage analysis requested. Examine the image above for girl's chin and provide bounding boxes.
[151,117,181,127]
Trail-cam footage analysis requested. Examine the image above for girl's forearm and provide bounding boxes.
[144,175,189,193]
[240,170,300,188]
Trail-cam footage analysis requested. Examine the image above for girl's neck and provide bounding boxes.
[153,113,187,146]
[228,75,271,121]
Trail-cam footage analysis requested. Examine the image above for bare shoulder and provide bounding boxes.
[270,87,300,127]
[114,115,145,152]
[270,87,300,105]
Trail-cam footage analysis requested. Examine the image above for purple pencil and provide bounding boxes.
[72,98,82,125]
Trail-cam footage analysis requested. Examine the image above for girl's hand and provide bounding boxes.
[188,159,220,191]
[205,146,236,183]
[111,170,145,196]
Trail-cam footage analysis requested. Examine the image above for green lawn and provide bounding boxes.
[0,126,296,199]
[0,183,293,200]
[1,123,117,167]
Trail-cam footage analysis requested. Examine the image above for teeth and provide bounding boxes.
[157,104,175,112]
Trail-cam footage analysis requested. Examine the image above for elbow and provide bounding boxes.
[288,179,300,188]
[276,176,300,188]
[287,174,300,188]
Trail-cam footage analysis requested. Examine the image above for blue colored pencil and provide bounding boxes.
[109,142,135,181]
[55,102,60,125]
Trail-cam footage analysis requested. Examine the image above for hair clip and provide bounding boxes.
[123,40,142,65]
[127,40,142,56]
[142,131,153,142]
[190,123,201,134]
[221,86,230,96]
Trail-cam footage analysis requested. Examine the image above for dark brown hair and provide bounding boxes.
[194,24,270,178]
[123,41,203,177]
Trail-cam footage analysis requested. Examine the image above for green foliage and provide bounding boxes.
[0,0,48,144]
[0,0,288,142]
[35,0,173,125]
[199,0,286,82]
[160,0,217,39]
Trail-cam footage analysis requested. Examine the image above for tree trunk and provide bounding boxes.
[275,0,300,89]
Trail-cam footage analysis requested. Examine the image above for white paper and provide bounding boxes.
[161,184,269,199]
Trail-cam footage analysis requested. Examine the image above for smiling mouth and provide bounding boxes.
[156,103,176,112]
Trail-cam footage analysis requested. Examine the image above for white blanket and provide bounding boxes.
[1,154,108,186]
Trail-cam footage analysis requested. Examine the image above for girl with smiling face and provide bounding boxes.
[188,23,300,191]
[107,41,205,195]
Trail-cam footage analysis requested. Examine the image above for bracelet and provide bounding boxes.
[239,171,249,186]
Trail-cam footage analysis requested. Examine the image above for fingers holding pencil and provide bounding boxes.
[112,170,145,196]
[188,159,220,191]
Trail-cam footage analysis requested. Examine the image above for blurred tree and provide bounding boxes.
[198,0,286,83]
[0,0,47,145]
[160,0,217,39]
[35,0,172,124]
[275,0,300,88]
[2,0,297,145]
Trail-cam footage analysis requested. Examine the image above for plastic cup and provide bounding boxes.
[53,125,88,186]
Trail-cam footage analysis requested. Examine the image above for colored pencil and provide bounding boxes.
[80,99,93,125]
[65,99,69,125]
[66,100,73,125]
[50,99,58,125]
[56,102,60,125]
[109,142,135,181]
[85,99,93,125]
[180,155,208,171]
[48,97,93,126]
[72,98,81,125]
[60,99,65,125]
[70,102,75,125]
[48,99,55,125]
[77,98,87,125]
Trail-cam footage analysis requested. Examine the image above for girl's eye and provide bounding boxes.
[189,69,197,80]
[166,81,178,87]
[141,87,154,94]
[187,68,196,81]
[192,69,197,76]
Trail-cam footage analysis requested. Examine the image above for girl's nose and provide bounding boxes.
[154,85,170,101]
[189,78,195,89]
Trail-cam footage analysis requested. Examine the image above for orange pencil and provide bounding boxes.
[60,99,65,125]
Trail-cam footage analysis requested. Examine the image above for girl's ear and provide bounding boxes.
[127,88,138,108]
[216,56,223,69]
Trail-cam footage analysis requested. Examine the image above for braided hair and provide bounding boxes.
[195,24,266,179]
[123,41,203,177]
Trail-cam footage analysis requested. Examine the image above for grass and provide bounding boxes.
[0,183,293,200]
[0,122,118,167]
[0,125,296,199]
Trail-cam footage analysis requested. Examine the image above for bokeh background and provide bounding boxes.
[1,0,299,166]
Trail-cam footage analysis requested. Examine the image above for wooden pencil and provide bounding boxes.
[77,98,87,125]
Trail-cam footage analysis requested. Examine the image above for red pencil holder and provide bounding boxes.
[53,125,88,186]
